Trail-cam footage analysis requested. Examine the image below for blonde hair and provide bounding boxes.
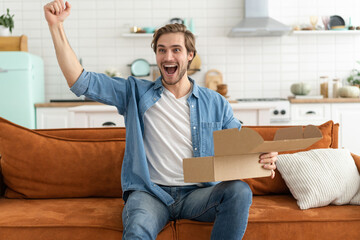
[151,23,196,69]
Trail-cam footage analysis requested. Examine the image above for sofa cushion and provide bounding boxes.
[176,195,360,240]
[243,120,336,195]
[0,117,124,198]
[0,198,175,240]
[277,149,360,209]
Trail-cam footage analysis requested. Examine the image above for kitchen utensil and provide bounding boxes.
[170,18,184,24]
[152,68,161,81]
[130,59,150,77]
[310,16,318,30]
[329,15,345,30]
[216,84,228,97]
[205,69,223,91]
[188,54,201,75]
[143,27,156,33]
[321,16,330,30]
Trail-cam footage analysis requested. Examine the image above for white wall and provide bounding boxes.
[1,0,360,101]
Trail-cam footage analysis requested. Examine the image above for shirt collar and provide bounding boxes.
[154,76,199,99]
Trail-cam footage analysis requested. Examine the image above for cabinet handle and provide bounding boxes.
[306,111,316,115]
[102,121,116,127]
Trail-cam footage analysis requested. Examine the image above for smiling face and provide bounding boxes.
[156,32,194,86]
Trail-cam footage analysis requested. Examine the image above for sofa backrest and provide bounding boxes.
[0,117,339,198]
[0,117,125,199]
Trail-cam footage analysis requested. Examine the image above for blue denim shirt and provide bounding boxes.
[70,70,241,206]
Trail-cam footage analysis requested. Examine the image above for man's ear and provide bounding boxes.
[188,51,194,61]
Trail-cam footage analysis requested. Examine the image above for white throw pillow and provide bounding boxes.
[277,149,360,210]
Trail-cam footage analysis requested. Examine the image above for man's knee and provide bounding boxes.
[122,191,169,239]
[222,180,253,205]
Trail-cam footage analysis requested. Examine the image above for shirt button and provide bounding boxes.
[193,126,196,129]
[153,98,156,101]
[194,147,198,151]
[191,105,194,108]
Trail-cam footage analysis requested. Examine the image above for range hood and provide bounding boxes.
[229,0,291,37]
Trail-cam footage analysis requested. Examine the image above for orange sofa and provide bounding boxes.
[0,117,359,240]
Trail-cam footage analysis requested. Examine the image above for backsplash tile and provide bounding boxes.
[1,0,360,101]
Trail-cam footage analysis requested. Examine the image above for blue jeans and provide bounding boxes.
[122,180,252,240]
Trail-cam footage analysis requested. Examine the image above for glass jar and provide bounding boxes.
[332,78,342,98]
[320,76,329,98]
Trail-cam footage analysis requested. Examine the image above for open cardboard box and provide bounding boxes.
[183,125,322,183]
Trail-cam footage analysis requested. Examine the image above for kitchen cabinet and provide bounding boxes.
[331,103,360,155]
[290,103,332,125]
[290,102,360,155]
[68,105,124,128]
[36,104,124,129]
[36,107,70,129]
[36,102,272,129]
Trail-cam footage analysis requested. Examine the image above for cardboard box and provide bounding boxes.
[183,125,322,183]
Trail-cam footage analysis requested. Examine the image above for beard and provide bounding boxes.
[159,64,187,86]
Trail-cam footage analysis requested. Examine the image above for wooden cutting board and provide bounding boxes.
[188,54,201,75]
[205,69,223,90]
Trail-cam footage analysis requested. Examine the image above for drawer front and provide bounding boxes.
[88,113,125,127]
[291,104,331,121]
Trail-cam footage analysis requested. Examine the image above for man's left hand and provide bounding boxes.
[259,152,278,179]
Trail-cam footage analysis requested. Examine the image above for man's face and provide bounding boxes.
[156,33,194,86]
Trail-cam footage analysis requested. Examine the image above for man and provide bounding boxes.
[44,1,278,239]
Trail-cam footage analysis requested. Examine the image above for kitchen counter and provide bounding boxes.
[289,97,360,103]
[35,102,104,108]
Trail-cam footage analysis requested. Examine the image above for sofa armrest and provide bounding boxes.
[0,155,4,196]
[351,153,360,173]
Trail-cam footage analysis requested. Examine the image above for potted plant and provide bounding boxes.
[347,61,360,87]
[0,8,14,36]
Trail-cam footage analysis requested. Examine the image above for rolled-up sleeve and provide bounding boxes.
[70,69,129,115]
[70,69,90,97]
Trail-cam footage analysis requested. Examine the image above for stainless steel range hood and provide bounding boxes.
[229,0,291,37]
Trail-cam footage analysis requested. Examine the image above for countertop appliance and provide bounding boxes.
[236,98,290,123]
[0,52,44,129]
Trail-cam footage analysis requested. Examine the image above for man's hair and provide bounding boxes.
[151,23,197,69]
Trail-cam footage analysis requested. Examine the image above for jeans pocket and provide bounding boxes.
[200,122,222,155]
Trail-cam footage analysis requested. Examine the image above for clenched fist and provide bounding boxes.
[44,0,71,26]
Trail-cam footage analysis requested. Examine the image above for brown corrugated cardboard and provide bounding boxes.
[183,125,322,183]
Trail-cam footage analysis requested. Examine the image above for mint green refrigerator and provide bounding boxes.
[0,52,44,129]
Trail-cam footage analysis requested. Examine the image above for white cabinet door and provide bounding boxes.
[232,109,271,126]
[68,105,125,128]
[331,103,360,155]
[36,107,69,129]
[290,103,332,125]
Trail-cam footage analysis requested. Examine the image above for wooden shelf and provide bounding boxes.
[122,33,199,38]
[122,33,154,38]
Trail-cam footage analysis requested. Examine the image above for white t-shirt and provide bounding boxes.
[143,85,194,186]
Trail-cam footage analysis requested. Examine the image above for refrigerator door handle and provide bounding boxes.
[0,67,29,73]
[0,67,8,73]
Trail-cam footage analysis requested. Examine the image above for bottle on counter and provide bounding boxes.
[332,78,342,98]
[320,76,329,98]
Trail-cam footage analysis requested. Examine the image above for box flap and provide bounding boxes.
[213,128,264,156]
[251,137,322,153]
[274,125,322,140]
[213,125,323,156]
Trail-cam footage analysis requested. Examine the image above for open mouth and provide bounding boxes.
[163,64,178,75]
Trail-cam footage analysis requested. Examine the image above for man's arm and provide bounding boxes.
[44,0,82,87]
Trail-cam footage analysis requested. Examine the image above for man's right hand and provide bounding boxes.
[44,0,71,26]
